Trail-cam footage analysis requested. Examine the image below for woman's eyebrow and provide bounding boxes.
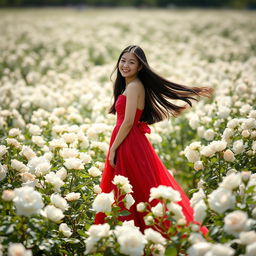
[121,57,136,61]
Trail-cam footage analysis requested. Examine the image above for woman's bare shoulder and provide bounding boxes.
[127,79,144,92]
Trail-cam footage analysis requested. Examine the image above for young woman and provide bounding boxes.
[94,45,213,236]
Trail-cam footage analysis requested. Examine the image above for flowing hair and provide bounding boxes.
[108,45,214,125]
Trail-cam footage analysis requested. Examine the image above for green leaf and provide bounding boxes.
[211,157,218,163]
[118,210,131,216]
[62,238,80,244]
[77,229,88,237]
[165,245,177,256]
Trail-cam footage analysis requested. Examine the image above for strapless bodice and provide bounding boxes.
[115,94,151,134]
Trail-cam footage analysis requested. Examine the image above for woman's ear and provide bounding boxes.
[138,64,143,71]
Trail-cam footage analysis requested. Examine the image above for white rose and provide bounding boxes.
[223,149,235,162]
[197,126,205,138]
[144,215,154,226]
[59,223,72,237]
[115,225,147,256]
[184,147,200,163]
[151,202,164,217]
[224,210,250,236]
[93,185,102,194]
[11,159,29,173]
[87,223,111,239]
[92,192,114,213]
[197,179,205,189]
[50,193,69,211]
[200,146,215,158]
[144,228,166,245]
[28,124,42,135]
[84,223,109,254]
[0,145,8,158]
[79,152,92,164]
[222,128,234,141]
[241,171,251,182]
[193,200,207,224]
[63,158,84,170]
[49,138,68,149]
[177,218,187,226]
[190,142,202,150]
[232,140,245,155]
[59,148,79,158]
[43,152,53,161]
[1,189,15,201]
[187,242,212,256]
[88,166,102,177]
[19,146,36,160]
[189,115,200,129]
[150,244,165,256]
[0,164,7,181]
[246,242,256,256]
[32,136,46,147]
[84,223,111,254]
[113,175,130,186]
[13,186,44,216]
[62,132,77,144]
[205,244,235,256]
[252,141,256,151]
[34,161,51,177]
[27,156,50,175]
[42,205,65,222]
[219,173,241,191]
[6,138,21,149]
[124,193,135,210]
[136,202,146,212]
[227,118,239,129]
[188,232,205,244]
[113,175,133,193]
[190,189,205,208]
[203,129,215,141]
[242,130,250,138]
[8,243,32,256]
[210,140,227,152]
[167,202,185,221]
[149,185,181,203]
[44,172,64,192]
[56,167,67,180]
[208,187,235,214]
[20,172,36,183]
[240,231,256,245]
[65,192,81,201]
[194,161,203,171]
[122,183,133,193]
[218,106,231,118]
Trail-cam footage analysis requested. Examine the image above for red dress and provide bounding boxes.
[94,94,208,236]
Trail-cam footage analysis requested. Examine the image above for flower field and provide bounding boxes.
[0,7,256,256]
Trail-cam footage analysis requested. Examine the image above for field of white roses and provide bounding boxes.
[0,7,256,256]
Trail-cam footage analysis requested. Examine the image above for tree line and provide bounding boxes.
[1,0,256,8]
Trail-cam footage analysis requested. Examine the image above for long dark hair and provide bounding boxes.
[108,45,214,125]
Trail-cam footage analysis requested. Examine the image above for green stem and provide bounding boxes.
[20,216,27,246]
[69,170,75,192]
[218,152,221,182]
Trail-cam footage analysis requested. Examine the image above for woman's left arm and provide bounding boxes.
[109,83,139,167]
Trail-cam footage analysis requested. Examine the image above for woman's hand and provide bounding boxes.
[108,148,116,169]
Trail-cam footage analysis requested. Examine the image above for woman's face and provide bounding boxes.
[118,52,142,78]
